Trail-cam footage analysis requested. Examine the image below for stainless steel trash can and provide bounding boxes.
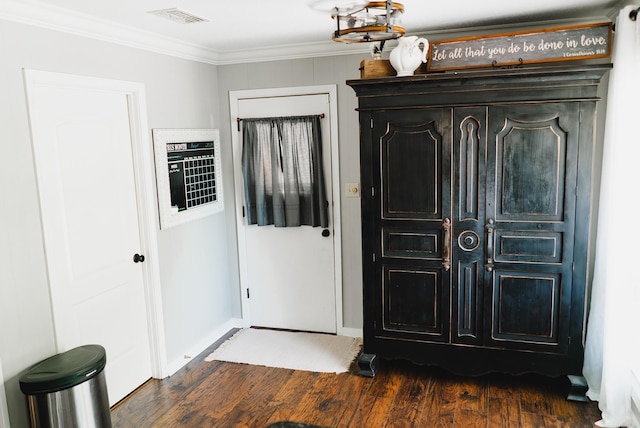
[19,344,112,428]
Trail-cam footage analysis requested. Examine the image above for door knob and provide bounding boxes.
[321,229,331,237]
[133,253,145,263]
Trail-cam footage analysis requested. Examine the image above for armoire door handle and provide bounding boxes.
[442,218,451,271]
[485,219,494,272]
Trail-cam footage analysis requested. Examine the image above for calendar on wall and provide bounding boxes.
[153,129,223,229]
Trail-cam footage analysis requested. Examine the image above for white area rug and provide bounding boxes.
[204,328,362,374]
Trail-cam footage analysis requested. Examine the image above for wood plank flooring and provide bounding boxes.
[111,333,602,427]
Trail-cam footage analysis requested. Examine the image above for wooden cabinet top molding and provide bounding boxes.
[347,63,612,108]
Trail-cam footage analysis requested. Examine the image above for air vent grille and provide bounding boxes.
[148,8,208,24]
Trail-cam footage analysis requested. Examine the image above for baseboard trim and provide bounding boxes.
[339,327,363,338]
[165,318,243,377]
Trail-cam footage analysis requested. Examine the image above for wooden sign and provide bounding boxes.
[428,22,611,72]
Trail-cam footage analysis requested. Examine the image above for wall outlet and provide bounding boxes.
[345,182,360,198]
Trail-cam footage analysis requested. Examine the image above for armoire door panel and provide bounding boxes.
[382,266,447,340]
[494,230,563,264]
[457,114,484,221]
[489,270,565,351]
[382,121,442,218]
[382,228,440,260]
[496,117,567,219]
[371,109,452,343]
[456,260,481,342]
[452,107,487,344]
[484,103,578,354]
[375,109,452,222]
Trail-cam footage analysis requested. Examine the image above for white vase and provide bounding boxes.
[389,36,430,77]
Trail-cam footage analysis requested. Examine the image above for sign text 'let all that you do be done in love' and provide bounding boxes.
[428,23,611,71]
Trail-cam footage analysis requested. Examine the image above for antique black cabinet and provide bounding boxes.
[348,64,611,400]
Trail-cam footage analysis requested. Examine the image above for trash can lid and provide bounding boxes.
[19,344,107,395]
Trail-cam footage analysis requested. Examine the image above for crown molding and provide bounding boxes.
[0,0,371,65]
[215,41,370,65]
[0,0,222,64]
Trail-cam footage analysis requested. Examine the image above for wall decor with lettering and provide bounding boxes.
[153,128,223,229]
[428,22,611,72]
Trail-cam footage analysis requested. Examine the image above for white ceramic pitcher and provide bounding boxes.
[389,36,430,77]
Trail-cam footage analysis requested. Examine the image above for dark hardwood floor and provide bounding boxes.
[111,333,602,427]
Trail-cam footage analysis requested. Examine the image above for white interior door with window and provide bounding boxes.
[24,70,164,405]
[230,86,342,334]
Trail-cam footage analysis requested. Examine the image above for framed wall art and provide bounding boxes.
[152,128,223,229]
[428,22,612,71]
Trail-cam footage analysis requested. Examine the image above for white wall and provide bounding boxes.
[0,19,232,427]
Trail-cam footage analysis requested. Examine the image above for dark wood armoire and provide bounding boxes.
[347,63,611,400]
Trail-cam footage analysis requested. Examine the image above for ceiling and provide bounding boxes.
[2,0,626,64]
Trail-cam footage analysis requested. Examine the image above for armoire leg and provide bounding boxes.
[357,353,378,378]
[566,374,589,402]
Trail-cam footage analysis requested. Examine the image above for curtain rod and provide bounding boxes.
[236,113,325,132]
[631,6,640,21]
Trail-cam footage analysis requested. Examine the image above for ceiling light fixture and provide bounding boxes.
[331,1,405,43]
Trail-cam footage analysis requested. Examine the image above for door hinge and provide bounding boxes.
[373,253,376,262]
[242,206,246,218]
[568,336,571,345]
[246,288,250,299]
[371,187,375,197]
[373,320,377,330]
[370,117,374,129]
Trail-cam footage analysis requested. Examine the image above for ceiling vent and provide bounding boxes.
[148,8,208,24]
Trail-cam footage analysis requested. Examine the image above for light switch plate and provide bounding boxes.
[345,182,360,198]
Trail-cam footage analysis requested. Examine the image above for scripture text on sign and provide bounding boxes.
[428,23,611,72]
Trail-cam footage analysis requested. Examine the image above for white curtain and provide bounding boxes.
[583,5,640,427]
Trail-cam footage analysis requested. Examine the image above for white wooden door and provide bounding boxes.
[234,92,338,333]
[25,72,153,405]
